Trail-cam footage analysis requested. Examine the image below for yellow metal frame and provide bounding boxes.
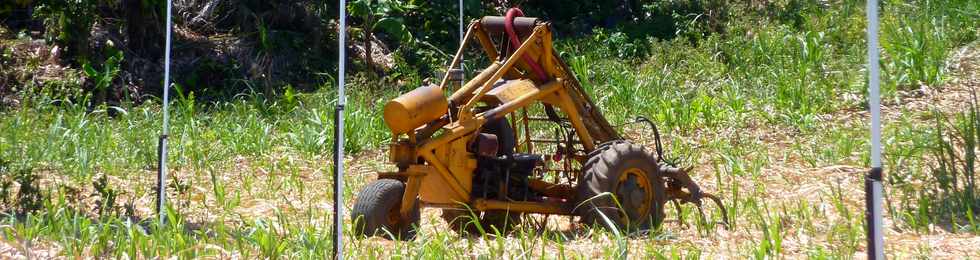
[384,19,621,218]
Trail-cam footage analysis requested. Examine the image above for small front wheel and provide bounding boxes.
[351,179,420,240]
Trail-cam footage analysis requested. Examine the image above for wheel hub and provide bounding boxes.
[387,203,401,227]
[616,168,653,224]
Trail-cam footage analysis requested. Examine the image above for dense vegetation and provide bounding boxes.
[1,0,979,258]
[2,0,723,101]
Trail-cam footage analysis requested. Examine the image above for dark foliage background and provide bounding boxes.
[1,0,734,103]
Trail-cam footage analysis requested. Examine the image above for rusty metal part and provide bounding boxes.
[661,165,730,229]
[699,192,730,227]
[389,140,415,167]
[527,179,574,199]
[662,165,702,202]
[480,16,539,37]
[474,133,499,157]
[474,198,569,215]
[671,199,686,226]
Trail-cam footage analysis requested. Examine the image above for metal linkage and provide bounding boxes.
[661,165,730,229]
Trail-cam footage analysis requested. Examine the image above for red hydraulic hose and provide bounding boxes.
[504,8,548,81]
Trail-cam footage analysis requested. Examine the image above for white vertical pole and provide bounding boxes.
[866,0,885,259]
[459,0,464,44]
[458,0,465,77]
[868,0,882,179]
[333,0,347,259]
[157,0,174,225]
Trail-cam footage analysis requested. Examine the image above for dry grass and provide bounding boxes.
[2,42,976,259]
[309,43,980,258]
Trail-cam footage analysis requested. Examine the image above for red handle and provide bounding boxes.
[504,8,548,81]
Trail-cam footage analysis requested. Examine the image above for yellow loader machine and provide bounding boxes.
[352,9,727,239]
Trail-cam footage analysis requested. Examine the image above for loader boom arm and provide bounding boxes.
[551,52,622,143]
[443,17,622,148]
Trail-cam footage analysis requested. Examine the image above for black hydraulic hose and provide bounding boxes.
[634,116,664,162]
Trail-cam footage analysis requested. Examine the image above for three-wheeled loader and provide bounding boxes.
[351,9,726,239]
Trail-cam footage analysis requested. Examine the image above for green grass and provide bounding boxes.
[1,0,979,258]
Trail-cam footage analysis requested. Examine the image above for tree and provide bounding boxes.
[348,0,413,72]
[122,0,164,60]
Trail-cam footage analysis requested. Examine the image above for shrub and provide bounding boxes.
[33,0,98,64]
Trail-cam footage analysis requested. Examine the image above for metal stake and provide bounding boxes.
[866,0,885,258]
[459,0,465,76]
[333,0,347,258]
[157,0,174,225]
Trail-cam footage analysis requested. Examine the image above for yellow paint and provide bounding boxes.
[373,19,621,217]
[484,79,538,105]
[383,86,448,134]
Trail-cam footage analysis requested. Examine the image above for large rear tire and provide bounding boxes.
[352,179,420,240]
[576,141,666,231]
